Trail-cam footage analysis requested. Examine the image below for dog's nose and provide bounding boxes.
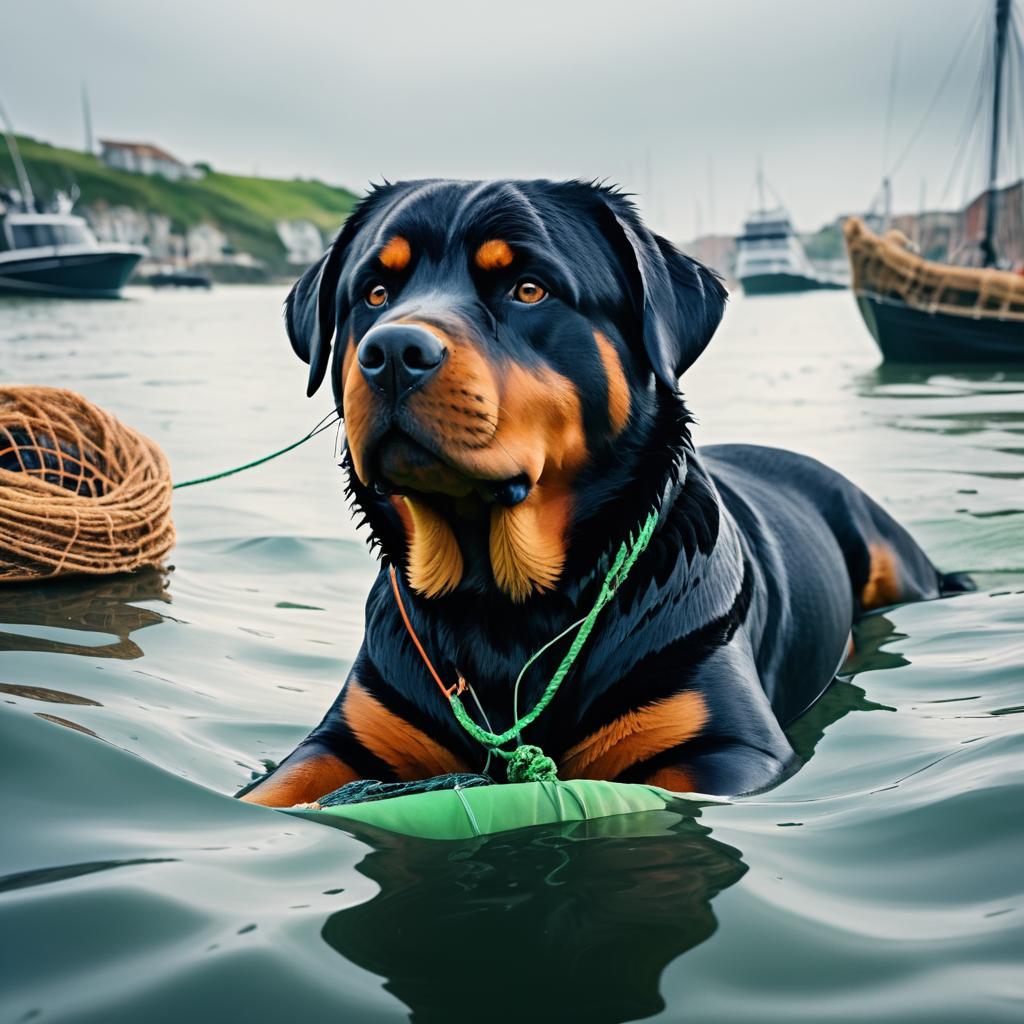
[357,324,445,398]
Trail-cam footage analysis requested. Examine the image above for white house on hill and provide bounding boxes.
[99,139,203,182]
[276,219,324,265]
[186,222,229,263]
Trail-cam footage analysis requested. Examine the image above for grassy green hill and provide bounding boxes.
[0,135,359,274]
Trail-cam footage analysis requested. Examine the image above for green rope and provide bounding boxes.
[172,414,340,490]
[448,508,659,782]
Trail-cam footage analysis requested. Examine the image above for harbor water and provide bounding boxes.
[1,285,1022,1023]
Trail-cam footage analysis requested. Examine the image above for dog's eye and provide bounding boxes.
[513,281,547,305]
[366,284,389,308]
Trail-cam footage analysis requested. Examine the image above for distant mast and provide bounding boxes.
[0,102,35,211]
[981,0,1012,268]
[81,82,94,156]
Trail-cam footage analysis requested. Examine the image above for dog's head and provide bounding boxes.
[286,180,726,602]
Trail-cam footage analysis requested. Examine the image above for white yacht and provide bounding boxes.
[1,121,145,298]
[736,206,847,295]
[0,205,146,298]
[735,169,847,295]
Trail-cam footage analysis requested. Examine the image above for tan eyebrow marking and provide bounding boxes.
[379,235,411,271]
[475,239,515,271]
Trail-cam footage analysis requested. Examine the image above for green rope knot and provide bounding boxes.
[505,744,558,783]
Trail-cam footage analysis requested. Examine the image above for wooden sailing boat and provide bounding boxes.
[845,0,1024,362]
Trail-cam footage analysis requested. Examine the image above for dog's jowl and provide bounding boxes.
[240,179,967,806]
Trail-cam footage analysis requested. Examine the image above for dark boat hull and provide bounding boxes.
[0,250,144,298]
[856,293,1024,363]
[145,271,212,289]
[740,272,847,296]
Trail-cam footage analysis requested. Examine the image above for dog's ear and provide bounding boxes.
[601,196,727,390]
[285,190,386,397]
[285,239,347,397]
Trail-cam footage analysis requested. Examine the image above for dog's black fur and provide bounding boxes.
[240,179,967,806]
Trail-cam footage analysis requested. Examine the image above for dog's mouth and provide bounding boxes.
[370,430,532,508]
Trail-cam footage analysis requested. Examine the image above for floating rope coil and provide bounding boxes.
[0,386,175,582]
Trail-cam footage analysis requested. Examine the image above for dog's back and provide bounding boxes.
[702,444,944,723]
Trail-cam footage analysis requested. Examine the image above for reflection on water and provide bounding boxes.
[853,365,1024,438]
[0,568,169,659]
[0,683,102,705]
[323,811,745,1024]
[0,857,178,895]
[786,614,903,764]
[856,363,1024,392]
[320,640,898,1024]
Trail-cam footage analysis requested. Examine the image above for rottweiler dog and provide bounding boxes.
[240,179,967,806]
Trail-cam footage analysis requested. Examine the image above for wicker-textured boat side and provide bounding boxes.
[0,386,175,582]
[844,217,1024,322]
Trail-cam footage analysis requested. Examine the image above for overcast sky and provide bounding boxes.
[4,0,1003,239]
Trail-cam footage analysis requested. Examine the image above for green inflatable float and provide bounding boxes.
[287,779,706,841]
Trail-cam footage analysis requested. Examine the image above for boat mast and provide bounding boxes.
[0,102,35,212]
[81,82,95,156]
[756,158,766,213]
[981,0,1012,267]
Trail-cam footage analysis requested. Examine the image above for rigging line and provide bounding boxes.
[762,175,792,220]
[886,5,986,181]
[940,34,994,208]
[1003,17,1020,190]
[882,33,902,177]
[1008,9,1024,181]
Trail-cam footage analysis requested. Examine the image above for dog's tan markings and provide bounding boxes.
[402,494,465,597]
[390,494,414,539]
[343,367,376,484]
[239,750,358,807]
[560,691,708,780]
[340,329,356,385]
[483,362,588,601]
[343,677,471,779]
[861,542,903,611]
[475,239,515,271]
[490,489,573,602]
[644,766,697,794]
[593,331,631,435]
[378,235,411,272]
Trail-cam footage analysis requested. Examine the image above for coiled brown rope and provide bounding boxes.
[0,386,175,582]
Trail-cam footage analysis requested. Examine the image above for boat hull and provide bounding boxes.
[740,272,846,296]
[0,249,144,298]
[145,271,212,289]
[856,293,1023,363]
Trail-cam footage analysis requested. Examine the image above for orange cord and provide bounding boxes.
[388,564,466,699]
